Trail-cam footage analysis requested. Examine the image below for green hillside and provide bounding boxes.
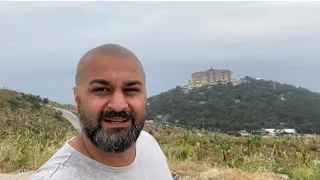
[0,88,77,172]
[146,77,320,134]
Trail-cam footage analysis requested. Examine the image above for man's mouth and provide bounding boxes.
[102,118,130,123]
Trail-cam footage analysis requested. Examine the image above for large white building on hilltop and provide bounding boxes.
[187,68,233,89]
[186,68,248,89]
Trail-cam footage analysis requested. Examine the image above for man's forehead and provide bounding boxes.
[81,56,145,85]
[87,55,140,69]
[75,44,146,86]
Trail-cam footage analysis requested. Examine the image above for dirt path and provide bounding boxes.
[0,171,35,180]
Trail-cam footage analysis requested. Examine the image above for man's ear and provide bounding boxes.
[73,86,78,112]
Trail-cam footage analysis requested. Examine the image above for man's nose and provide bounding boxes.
[107,90,128,112]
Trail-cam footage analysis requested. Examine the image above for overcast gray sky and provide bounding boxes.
[1,1,320,104]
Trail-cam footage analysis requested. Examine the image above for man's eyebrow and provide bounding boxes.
[88,79,110,86]
[124,80,143,86]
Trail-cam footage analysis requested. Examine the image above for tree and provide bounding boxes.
[146,77,320,134]
[42,98,49,104]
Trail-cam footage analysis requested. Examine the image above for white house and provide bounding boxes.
[264,129,296,136]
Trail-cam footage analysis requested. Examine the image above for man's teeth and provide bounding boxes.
[110,121,124,123]
[105,119,128,123]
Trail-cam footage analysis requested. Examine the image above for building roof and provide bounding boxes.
[191,68,233,75]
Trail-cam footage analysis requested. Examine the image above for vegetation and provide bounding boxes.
[0,88,77,172]
[2,76,320,180]
[144,122,320,179]
[147,77,320,134]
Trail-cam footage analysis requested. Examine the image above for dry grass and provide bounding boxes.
[175,167,281,180]
[0,89,77,172]
[221,168,279,180]
[168,161,211,177]
[147,122,320,180]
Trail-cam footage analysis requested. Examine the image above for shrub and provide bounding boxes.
[42,98,49,104]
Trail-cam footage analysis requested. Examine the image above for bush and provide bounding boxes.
[236,155,277,173]
[32,102,41,110]
[7,98,20,111]
[42,98,49,104]
[54,111,64,121]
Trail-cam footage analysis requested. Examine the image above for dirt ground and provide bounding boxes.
[0,171,35,180]
[176,168,289,180]
[0,168,290,180]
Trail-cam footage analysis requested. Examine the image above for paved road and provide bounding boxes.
[52,107,81,132]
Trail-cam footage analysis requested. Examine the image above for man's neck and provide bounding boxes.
[69,132,136,167]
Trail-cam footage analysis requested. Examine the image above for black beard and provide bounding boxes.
[76,97,145,153]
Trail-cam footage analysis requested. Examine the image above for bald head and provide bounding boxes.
[75,44,145,86]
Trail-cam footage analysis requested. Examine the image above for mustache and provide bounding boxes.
[99,110,136,119]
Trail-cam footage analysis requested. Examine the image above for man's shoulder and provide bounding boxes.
[136,131,172,178]
[138,130,155,140]
[31,143,78,180]
[137,130,164,154]
[137,131,159,145]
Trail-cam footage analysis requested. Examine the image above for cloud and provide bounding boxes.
[1,1,320,103]
[0,1,320,67]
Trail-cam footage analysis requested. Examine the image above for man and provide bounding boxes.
[32,44,173,180]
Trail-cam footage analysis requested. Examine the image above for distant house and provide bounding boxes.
[182,88,190,94]
[156,114,170,123]
[239,130,250,136]
[238,128,297,137]
[264,129,296,136]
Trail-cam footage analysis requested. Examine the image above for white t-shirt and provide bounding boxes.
[31,131,172,180]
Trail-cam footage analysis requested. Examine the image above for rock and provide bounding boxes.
[277,174,290,180]
[171,172,178,180]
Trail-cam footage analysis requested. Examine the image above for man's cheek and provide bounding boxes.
[86,100,105,116]
[137,108,146,119]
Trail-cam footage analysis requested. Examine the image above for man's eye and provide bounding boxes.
[124,88,139,92]
[93,88,110,92]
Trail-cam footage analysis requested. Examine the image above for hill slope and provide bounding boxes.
[146,77,320,134]
[0,88,76,135]
[0,88,77,172]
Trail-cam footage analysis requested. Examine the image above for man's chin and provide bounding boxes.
[85,126,142,153]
